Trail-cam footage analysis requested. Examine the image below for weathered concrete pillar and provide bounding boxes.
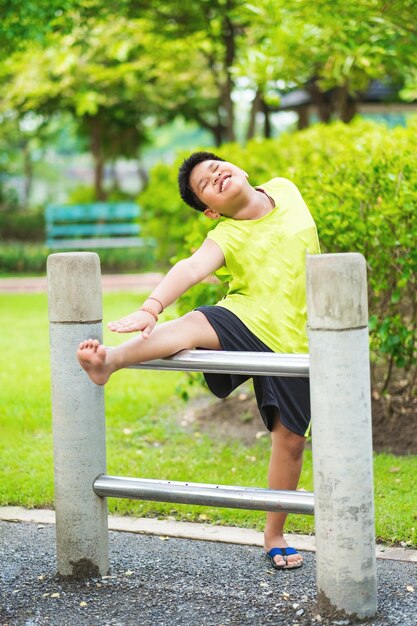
[307,253,377,618]
[47,252,109,577]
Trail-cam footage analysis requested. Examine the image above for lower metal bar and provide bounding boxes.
[93,475,315,515]
[128,349,309,377]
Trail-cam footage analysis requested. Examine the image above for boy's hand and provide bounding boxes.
[107,310,156,337]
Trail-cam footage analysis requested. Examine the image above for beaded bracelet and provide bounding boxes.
[139,306,158,322]
[146,296,164,313]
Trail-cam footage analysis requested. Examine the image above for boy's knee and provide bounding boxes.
[180,310,202,325]
[177,310,205,336]
[175,311,220,350]
[272,421,306,459]
[288,434,306,459]
[169,312,200,349]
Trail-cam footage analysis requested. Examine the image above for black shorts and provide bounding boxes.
[196,305,311,437]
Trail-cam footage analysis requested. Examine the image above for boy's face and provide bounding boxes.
[188,159,249,218]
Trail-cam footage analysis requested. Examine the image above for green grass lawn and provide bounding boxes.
[0,292,416,546]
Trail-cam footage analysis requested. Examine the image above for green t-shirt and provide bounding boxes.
[206,177,320,354]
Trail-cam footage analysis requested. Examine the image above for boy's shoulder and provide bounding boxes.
[261,177,300,192]
[207,216,236,236]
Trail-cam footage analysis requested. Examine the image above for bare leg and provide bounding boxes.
[264,417,306,568]
[77,311,220,385]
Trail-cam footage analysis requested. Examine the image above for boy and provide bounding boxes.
[78,151,320,570]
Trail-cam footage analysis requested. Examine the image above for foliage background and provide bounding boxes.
[1,0,416,204]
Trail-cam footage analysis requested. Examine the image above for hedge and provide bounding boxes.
[0,208,45,241]
[0,242,156,274]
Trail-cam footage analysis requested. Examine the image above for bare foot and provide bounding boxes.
[77,339,113,386]
[264,536,304,569]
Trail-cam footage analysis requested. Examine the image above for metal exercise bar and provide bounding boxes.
[129,349,309,377]
[93,475,315,515]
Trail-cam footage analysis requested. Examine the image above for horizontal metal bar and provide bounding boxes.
[93,475,315,515]
[128,350,309,377]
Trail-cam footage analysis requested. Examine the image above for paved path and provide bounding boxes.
[0,273,163,294]
[1,518,416,626]
[1,507,416,565]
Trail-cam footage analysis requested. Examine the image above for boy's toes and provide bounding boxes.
[78,338,97,350]
[97,344,107,358]
[285,553,303,568]
[266,546,303,570]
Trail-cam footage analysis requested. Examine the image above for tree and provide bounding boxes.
[240,0,417,126]
[118,0,253,144]
[1,13,202,198]
[0,1,82,57]
[1,0,258,194]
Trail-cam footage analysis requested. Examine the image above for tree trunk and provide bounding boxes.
[307,81,357,124]
[213,123,225,147]
[89,115,106,201]
[262,101,272,138]
[109,160,120,193]
[137,162,149,190]
[222,10,236,142]
[191,110,225,146]
[247,89,262,140]
[317,97,332,123]
[94,157,105,201]
[336,86,357,123]
[298,105,310,129]
[22,141,33,208]
[307,80,333,123]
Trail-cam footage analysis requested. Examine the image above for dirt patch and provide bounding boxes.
[180,389,269,447]
[371,387,417,455]
[181,383,417,456]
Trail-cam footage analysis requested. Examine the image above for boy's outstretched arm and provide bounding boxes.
[108,238,225,335]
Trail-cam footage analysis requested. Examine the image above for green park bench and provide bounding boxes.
[45,202,147,249]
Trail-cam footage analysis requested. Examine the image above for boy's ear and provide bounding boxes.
[204,208,221,220]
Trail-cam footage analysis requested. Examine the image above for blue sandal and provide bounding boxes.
[266,547,303,570]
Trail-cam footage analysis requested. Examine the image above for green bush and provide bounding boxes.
[139,118,417,394]
[0,242,48,273]
[0,182,19,212]
[139,161,195,264]
[0,208,45,241]
[0,242,156,274]
[91,245,156,273]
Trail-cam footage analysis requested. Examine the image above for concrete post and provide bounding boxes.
[47,252,109,577]
[306,253,377,618]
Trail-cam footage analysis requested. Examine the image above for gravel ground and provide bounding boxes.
[1,521,416,626]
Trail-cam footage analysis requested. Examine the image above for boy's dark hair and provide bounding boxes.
[178,151,225,212]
